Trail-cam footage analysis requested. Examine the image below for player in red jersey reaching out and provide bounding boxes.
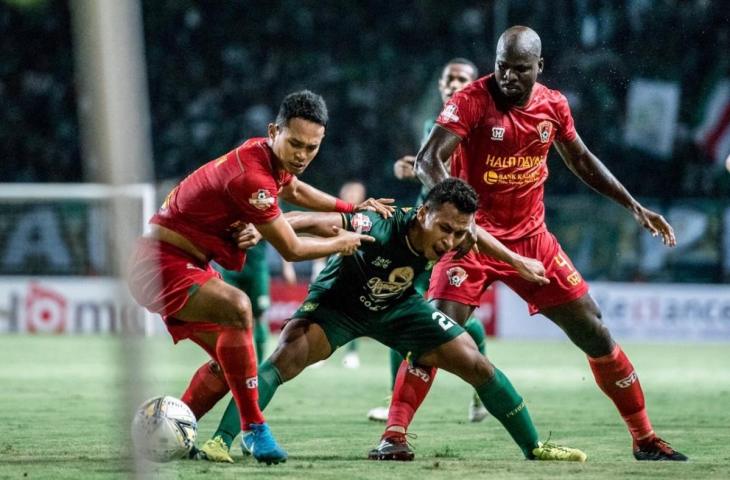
[370,26,686,462]
[128,90,393,464]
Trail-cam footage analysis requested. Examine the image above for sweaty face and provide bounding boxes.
[438,63,477,103]
[416,202,474,261]
[268,117,325,175]
[494,48,542,105]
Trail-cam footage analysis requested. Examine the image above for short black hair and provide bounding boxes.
[423,178,478,214]
[276,90,328,127]
[446,57,479,77]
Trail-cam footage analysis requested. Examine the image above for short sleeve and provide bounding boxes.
[227,173,282,225]
[555,93,578,143]
[435,89,483,139]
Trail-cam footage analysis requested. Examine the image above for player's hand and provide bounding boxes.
[394,155,417,180]
[512,255,550,285]
[454,225,478,259]
[332,225,375,255]
[232,223,262,250]
[633,206,676,247]
[355,198,396,219]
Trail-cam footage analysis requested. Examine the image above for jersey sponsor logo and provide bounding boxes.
[491,126,505,141]
[615,371,638,388]
[249,189,275,210]
[485,154,545,169]
[360,266,415,311]
[351,213,373,233]
[482,169,543,186]
[437,104,460,123]
[446,266,468,287]
[371,256,392,269]
[537,120,553,143]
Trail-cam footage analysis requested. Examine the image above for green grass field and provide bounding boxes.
[1,335,729,479]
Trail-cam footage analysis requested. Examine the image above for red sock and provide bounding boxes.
[386,360,437,432]
[180,361,229,420]
[588,345,654,442]
[215,327,265,427]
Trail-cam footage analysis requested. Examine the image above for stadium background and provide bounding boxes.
[1,1,729,478]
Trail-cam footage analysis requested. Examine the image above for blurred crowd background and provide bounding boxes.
[1,0,729,283]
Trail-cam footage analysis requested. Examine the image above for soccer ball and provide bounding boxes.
[131,395,197,462]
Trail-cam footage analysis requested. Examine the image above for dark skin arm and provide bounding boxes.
[414,125,462,189]
[554,135,676,247]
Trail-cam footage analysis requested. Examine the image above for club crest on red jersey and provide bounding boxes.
[537,121,553,143]
[446,266,468,287]
[249,189,275,210]
[438,104,460,123]
[351,213,372,233]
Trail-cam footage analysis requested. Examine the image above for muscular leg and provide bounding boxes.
[542,294,655,446]
[415,334,540,458]
[211,318,333,448]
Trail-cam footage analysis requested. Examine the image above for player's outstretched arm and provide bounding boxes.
[256,215,374,261]
[284,211,345,237]
[280,177,395,218]
[555,136,676,247]
[475,226,550,285]
[414,125,461,189]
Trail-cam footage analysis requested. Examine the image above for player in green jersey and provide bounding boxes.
[371,58,488,423]
[203,178,586,463]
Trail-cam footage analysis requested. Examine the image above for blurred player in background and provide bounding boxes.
[368,57,489,423]
[128,90,393,465]
[376,26,687,461]
[205,178,586,463]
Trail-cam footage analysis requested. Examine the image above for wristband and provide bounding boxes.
[334,198,355,213]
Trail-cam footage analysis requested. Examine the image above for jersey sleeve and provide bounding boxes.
[227,172,282,224]
[344,211,389,245]
[435,90,482,139]
[555,93,578,143]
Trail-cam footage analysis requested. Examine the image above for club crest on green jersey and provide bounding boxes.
[351,213,372,233]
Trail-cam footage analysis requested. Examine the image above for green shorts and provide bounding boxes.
[219,262,270,318]
[293,292,464,361]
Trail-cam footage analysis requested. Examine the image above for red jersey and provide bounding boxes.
[150,138,293,271]
[436,74,577,240]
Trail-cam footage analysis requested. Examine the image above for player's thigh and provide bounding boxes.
[175,277,253,328]
[416,332,493,386]
[292,297,365,353]
[542,293,614,357]
[271,318,332,380]
[431,299,476,326]
[374,295,465,361]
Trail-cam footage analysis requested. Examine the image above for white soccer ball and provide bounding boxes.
[131,395,198,462]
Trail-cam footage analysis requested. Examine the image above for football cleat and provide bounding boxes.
[367,432,416,461]
[198,435,234,463]
[633,437,688,461]
[367,406,389,423]
[532,441,587,462]
[468,393,489,423]
[240,423,288,465]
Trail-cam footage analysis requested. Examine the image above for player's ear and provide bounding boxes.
[267,123,279,140]
[416,204,427,222]
[537,58,544,75]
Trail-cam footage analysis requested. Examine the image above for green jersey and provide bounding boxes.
[308,208,433,312]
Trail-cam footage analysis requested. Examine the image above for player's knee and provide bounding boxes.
[226,293,253,329]
[470,354,495,386]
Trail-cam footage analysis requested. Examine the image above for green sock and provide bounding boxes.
[475,367,539,459]
[388,349,403,391]
[253,317,268,365]
[212,359,283,448]
[464,316,486,355]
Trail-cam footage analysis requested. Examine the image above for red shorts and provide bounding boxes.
[428,231,589,315]
[128,238,223,342]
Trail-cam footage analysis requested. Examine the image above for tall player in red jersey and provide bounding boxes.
[372,27,687,461]
[128,90,392,464]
